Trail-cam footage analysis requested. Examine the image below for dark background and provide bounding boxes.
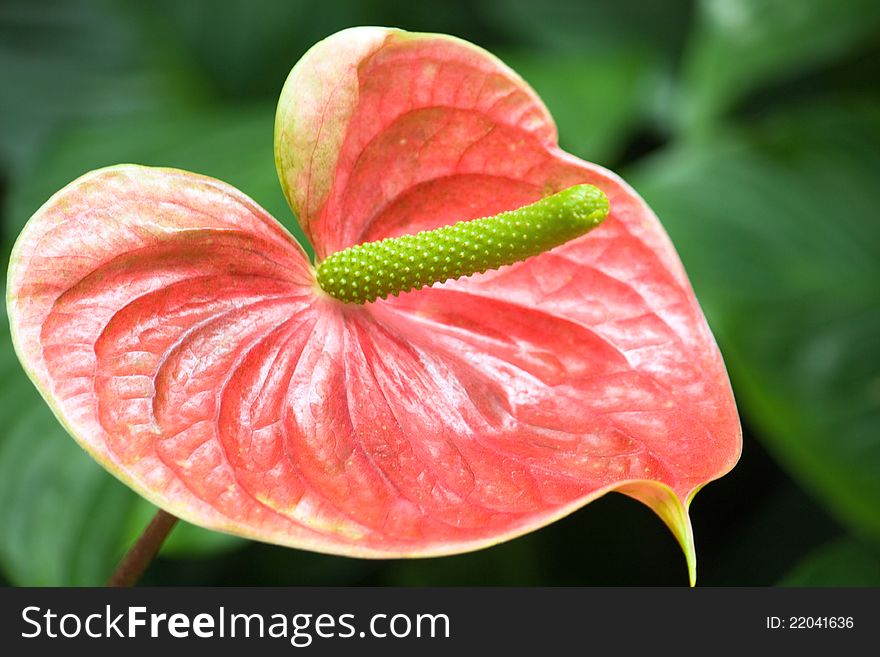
[1,0,879,586]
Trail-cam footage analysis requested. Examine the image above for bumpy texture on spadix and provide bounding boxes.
[318,184,609,303]
[7,27,740,584]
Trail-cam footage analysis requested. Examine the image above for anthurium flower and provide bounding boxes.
[6,27,740,583]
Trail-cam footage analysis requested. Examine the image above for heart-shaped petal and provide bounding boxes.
[8,27,740,583]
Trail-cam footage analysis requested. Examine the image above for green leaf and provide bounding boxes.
[150,0,323,98]
[631,99,880,544]
[488,0,691,56]
[0,0,203,177]
[780,536,880,586]
[503,50,656,165]
[680,0,880,130]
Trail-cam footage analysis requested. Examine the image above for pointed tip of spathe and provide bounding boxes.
[615,480,697,587]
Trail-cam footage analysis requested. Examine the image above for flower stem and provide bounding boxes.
[107,508,179,587]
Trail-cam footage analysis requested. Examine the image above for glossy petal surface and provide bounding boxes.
[8,27,740,579]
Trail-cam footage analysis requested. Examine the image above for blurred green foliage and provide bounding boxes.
[1,0,879,586]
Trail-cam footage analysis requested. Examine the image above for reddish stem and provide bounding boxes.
[107,508,178,587]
